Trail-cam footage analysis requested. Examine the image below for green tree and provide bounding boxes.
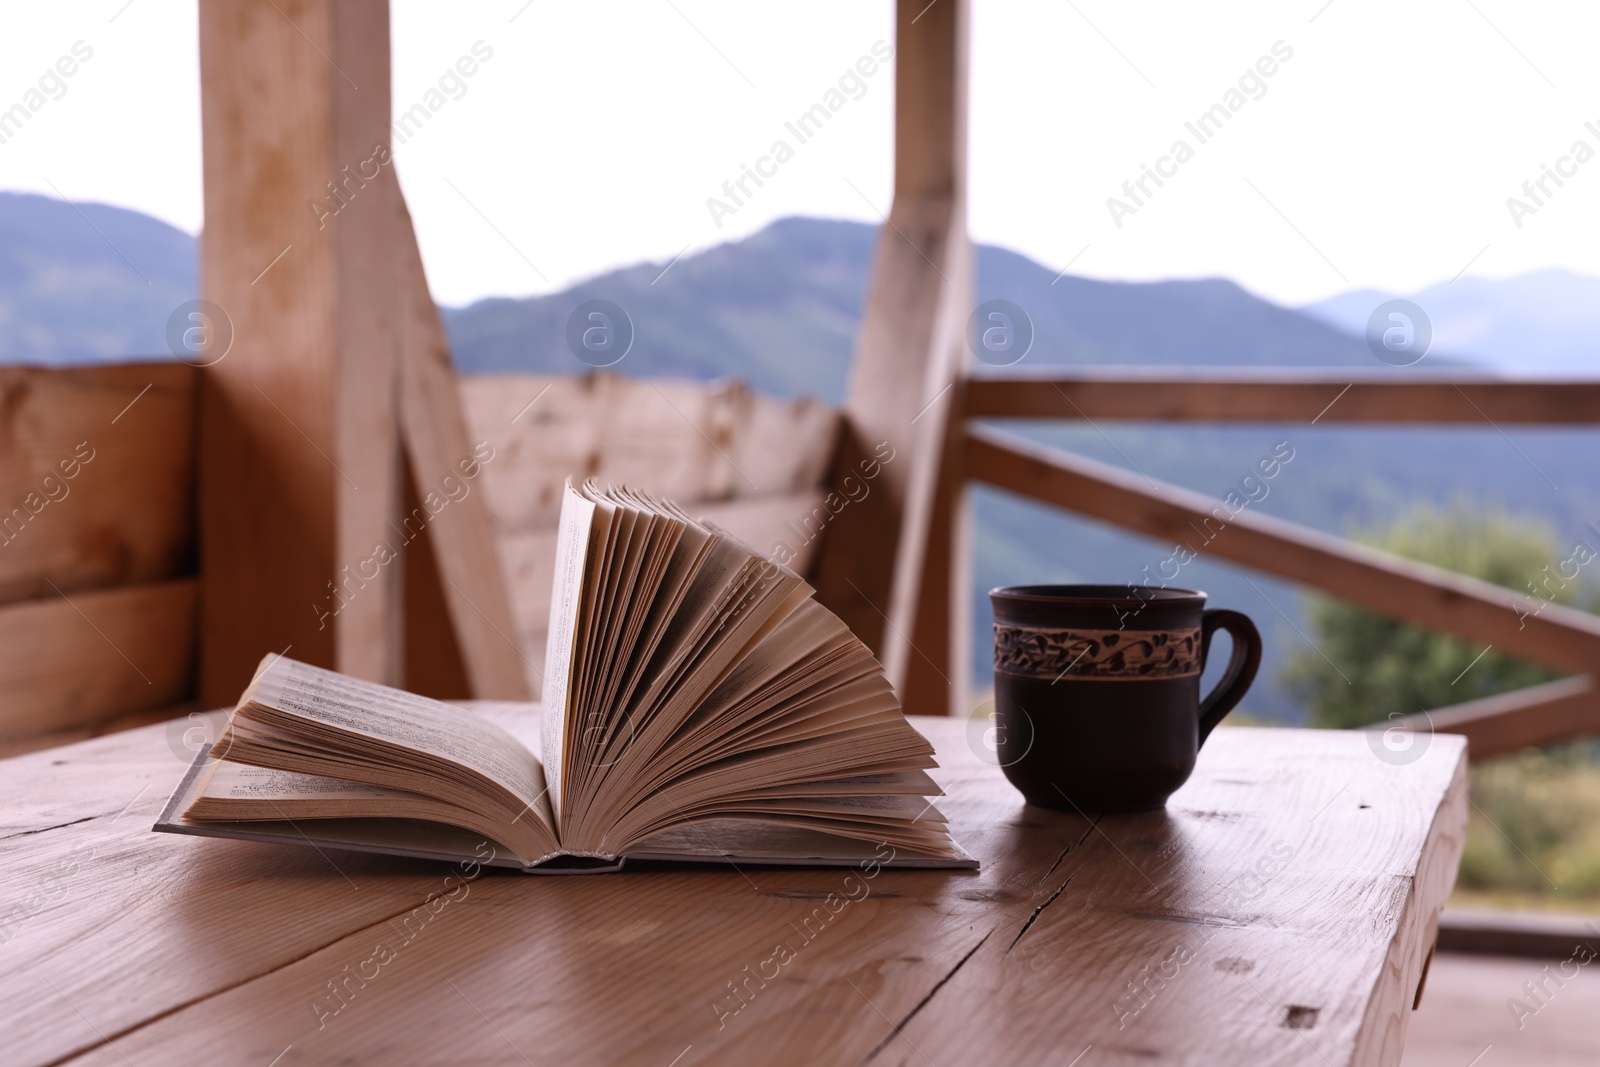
[1457,744,1600,899]
[1284,503,1600,904]
[1283,503,1581,730]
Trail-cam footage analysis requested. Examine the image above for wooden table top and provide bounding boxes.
[0,711,1466,1067]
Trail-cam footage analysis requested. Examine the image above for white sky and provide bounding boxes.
[1,1,1597,307]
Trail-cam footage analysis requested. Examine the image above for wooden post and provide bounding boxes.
[198,0,528,703]
[392,193,531,700]
[813,0,972,716]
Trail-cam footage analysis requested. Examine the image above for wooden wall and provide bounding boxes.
[0,363,198,751]
[0,362,839,746]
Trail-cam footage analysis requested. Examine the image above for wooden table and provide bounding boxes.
[1,713,1466,1066]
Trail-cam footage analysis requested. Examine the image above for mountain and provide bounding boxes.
[0,191,195,365]
[1303,269,1600,374]
[444,217,1390,405]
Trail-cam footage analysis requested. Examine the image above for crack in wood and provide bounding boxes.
[859,928,995,1065]
[1,814,99,841]
[1006,874,1075,954]
[1039,839,1075,885]
[997,818,1099,956]
[1034,816,1098,888]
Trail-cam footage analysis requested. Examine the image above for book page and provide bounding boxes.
[247,657,549,821]
[186,760,543,854]
[540,482,597,824]
[199,762,404,803]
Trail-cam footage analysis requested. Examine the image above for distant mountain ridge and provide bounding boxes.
[0,191,193,365]
[1304,269,1600,375]
[443,217,1395,404]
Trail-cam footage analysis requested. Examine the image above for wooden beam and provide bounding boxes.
[0,363,196,604]
[1437,907,1600,959]
[966,426,1600,675]
[1399,676,1599,760]
[968,368,1600,424]
[198,0,403,703]
[813,0,972,715]
[0,579,196,742]
[400,449,473,701]
[392,191,529,700]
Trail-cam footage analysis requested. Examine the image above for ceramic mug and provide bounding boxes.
[989,584,1262,812]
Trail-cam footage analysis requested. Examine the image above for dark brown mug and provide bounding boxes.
[988,585,1262,813]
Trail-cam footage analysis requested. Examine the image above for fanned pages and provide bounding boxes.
[154,481,974,873]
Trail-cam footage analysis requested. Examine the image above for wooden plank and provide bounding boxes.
[884,735,1466,1067]
[498,489,828,699]
[393,191,529,701]
[968,368,1600,424]
[967,426,1600,675]
[904,386,971,718]
[458,373,839,535]
[1353,751,1468,1063]
[1402,676,1599,760]
[0,713,497,1067]
[0,363,196,604]
[1436,908,1600,959]
[1403,951,1600,1067]
[0,719,1464,1067]
[0,702,195,762]
[0,579,195,741]
[198,0,403,703]
[399,451,473,700]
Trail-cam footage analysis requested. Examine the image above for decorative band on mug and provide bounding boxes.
[993,625,1202,680]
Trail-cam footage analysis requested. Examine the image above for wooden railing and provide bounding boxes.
[968,367,1600,425]
[963,366,1600,760]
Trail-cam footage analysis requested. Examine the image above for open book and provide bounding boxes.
[155,482,973,873]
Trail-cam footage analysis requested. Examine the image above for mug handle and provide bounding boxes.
[1197,610,1262,746]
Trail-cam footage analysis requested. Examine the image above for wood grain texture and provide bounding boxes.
[0,363,195,603]
[968,368,1600,424]
[198,0,402,702]
[1396,676,1598,760]
[0,715,1464,1067]
[814,0,973,715]
[400,453,475,701]
[0,579,196,741]
[968,426,1600,676]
